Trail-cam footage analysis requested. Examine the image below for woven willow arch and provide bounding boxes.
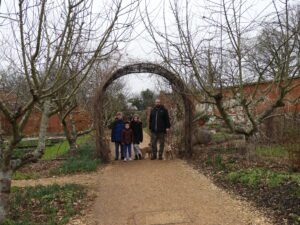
[94,63,193,162]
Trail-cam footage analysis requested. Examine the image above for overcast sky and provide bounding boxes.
[0,0,298,95]
[118,0,298,94]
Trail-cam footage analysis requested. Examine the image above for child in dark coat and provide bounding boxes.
[121,121,134,161]
[130,114,143,160]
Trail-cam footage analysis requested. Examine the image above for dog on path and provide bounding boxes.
[140,143,152,159]
[164,143,174,160]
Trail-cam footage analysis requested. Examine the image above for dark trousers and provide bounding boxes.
[114,142,124,160]
[151,132,165,158]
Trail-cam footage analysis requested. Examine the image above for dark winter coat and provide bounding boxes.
[111,119,124,142]
[130,121,143,144]
[121,128,134,145]
[149,105,171,133]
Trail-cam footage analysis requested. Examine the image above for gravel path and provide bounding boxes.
[13,132,273,225]
[89,159,272,225]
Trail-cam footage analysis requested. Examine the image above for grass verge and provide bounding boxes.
[4,184,86,225]
[49,142,100,175]
[12,171,40,180]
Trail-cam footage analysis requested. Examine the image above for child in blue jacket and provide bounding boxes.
[111,112,125,160]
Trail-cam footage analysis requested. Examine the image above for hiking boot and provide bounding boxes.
[134,155,138,160]
[138,154,142,160]
[151,155,157,160]
[159,156,163,160]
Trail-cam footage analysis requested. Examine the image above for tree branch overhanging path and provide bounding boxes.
[93,62,194,162]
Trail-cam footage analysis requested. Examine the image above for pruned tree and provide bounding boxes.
[0,0,140,222]
[142,0,299,139]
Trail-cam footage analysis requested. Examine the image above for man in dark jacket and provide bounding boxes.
[149,98,171,160]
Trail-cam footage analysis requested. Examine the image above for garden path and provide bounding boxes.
[13,132,272,225]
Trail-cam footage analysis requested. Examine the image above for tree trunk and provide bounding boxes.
[0,170,12,224]
[0,169,12,224]
[69,112,78,140]
[61,117,77,152]
[68,137,77,152]
[94,94,110,162]
[36,100,51,156]
[0,132,12,224]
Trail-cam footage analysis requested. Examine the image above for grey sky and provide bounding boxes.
[0,0,298,95]
[120,0,298,94]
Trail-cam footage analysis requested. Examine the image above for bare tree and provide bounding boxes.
[0,0,140,222]
[143,0,299,138]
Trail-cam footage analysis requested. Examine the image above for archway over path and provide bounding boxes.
[93,63,193,162]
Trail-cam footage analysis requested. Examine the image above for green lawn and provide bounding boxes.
[42,134,91,160]
[49,141,100,175]
[13,135,99,180]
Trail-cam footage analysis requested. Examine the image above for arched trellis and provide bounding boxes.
[93,63,193,162]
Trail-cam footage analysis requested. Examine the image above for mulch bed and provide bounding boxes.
[189,158,300,225]
[19,159,64,178]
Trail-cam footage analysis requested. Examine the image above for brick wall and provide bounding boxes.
[0,108,92,136]
[193,78,300,123]
[220,78,300,115]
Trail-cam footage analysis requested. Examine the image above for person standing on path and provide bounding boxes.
[130,114,143,160]
[110,112,125,160]
[149,98,171,160]
[121,121,134,161]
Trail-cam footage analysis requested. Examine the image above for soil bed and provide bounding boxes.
[189,156,300,225]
